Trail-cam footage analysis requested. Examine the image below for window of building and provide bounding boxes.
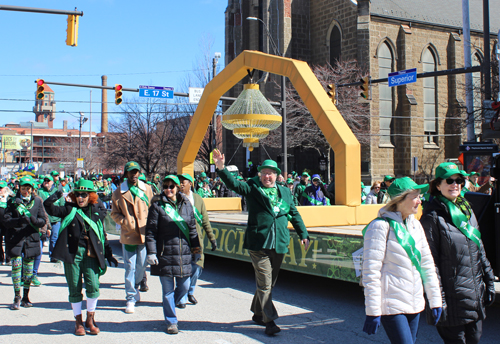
[378,42,393,145]
[422,48,438,144]
[329,26,341,65]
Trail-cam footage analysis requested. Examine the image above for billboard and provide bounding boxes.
[1,135,32,150]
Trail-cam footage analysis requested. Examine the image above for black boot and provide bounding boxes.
[21,288,33,307]
[10,291,21,310]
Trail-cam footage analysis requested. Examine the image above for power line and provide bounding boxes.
[0,68,212,78]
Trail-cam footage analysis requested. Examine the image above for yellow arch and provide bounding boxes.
[177,50,361,206]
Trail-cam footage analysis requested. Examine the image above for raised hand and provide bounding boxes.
[212,149,225,170]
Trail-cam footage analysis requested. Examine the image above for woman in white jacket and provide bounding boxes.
[362,177,442,344]
[365,181,382,204]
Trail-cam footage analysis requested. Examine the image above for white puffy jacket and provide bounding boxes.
[362,208,442,316]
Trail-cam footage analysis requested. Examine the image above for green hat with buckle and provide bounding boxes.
[178,173,194,183]
[73,179,97,192]
[163,175,180,185]
[258,159,281,175]
[435,162,467,180]
[387,177,429,198]
[124,161,141,172]
[19,175,36,188]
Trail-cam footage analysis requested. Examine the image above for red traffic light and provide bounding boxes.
[115,84,123,91]
[37,79,45,86]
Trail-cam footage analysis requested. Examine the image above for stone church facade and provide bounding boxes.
[224,0,499,183]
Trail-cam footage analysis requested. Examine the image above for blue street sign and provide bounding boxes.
[138,85,174,99]
[388,68,417,87]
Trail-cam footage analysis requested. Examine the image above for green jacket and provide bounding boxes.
[218,168,309,254]
[38,186,65,223]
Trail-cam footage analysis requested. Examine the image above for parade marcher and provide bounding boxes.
[145,175,201,334]
[213,151,310,336]
[377,175,395,204]
[38,175,65,263]
[365,181,382,204]
[300,174,331,206]
[286,178,294,194]
[44,179,118,336]
[110,161,153,314]
[362,177,442,343]
[420,162,495,344]
[3,176,46,310]
[465,172,494,194]
[293,172,310,206]
[50,170,64,192]
[177,173,217,308]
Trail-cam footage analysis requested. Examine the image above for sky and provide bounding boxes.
[0,0,226,133]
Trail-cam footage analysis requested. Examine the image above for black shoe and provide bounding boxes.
[50,258,59,263]
[252,315,266,326]
[187,295,198,305]
[139,280,149,292]
[21,297,33,308]
[265,321,281,336]
[175,303,186,309]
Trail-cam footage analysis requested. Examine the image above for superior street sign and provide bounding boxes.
[138,85,174,99]
[388,68,417,87]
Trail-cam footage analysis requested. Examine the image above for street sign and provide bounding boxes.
[138,85,174,99]
[76,158,84,168]
[388,68,417,87]
[189,87,204,104]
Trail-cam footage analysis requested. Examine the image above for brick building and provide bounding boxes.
[224,0,499,183]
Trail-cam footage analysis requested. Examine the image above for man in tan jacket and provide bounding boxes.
[110,161,153,314]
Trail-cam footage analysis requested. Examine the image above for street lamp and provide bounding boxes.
[247,16,288,176]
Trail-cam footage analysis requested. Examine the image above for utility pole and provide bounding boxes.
[483,0,491,100]
[30,121,33,163]
[212,53,221,153]
[78,112,87,159]
[463,0,475,141]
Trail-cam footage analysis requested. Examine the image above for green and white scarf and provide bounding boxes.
[128,183,149,206]
[439,195,481,248]
[160,200,191,245]
[259,184,292,221]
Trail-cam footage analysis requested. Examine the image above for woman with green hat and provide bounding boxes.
[3,175,47,310]
[44,178,118,336]
[145,175,201,335]
[420,162,495,343]
[362,177,442,343]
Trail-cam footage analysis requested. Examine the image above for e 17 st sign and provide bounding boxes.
[138,85,174,99]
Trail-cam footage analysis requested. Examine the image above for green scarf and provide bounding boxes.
[259,184,292,220]
[128,183,149,206]
[363,216,426,283]
[438,195,481,248]
[160,200,191,245]
[193,205,203,226]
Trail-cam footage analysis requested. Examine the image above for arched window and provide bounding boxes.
[422,48,437,144]
[472,52,482,136]
[378,42,393,144]
[330,26,341,65]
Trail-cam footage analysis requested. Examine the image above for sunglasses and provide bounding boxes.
[75,192,89,198]
[163,184,176,190]
[445,178,464,185]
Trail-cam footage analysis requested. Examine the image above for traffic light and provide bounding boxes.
[359,76,370,100]
[36,79,45,100]
[115,84,123,105]
[66,15,79,47]
[327,84,337,105]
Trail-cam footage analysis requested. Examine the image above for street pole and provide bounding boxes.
[463,0,475,141]
[30,121,33,163]
[79,112,83,159]
[483,0,491,100]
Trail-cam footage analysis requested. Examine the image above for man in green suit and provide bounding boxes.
[213,150,309,336]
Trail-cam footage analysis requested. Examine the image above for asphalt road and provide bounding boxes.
[1,236,500,343]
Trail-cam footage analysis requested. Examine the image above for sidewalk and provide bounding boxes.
[0,238,312,344]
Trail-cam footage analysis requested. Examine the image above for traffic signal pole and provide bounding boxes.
[0,5,83,16]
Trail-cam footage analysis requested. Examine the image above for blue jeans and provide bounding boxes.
[122,244,147,303]
[180,263,202,304]
[381,313,420,344]
[49,222,60,258]
[33,240,43,275]
[159,275,190,325]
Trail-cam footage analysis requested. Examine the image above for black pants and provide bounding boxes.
[437,320,482,344]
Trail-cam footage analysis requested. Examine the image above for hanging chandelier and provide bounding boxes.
[222,83,282,151]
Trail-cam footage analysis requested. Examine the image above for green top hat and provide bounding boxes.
[19,175,36,188]
[387,177,429,199]
[384,175,395,182]
[178,173,194,183]
[50,170,59,176]
[163,175,180,185]
[124,161,141,172]
[258,160,281,175]
[434,162,467,180]
[74,179,98,192]
[139,173,147,181]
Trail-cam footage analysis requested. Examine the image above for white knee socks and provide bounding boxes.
[87,297,98,313]
[71,302,82,317]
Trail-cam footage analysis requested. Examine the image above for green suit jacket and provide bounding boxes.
[218,168,309,254]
